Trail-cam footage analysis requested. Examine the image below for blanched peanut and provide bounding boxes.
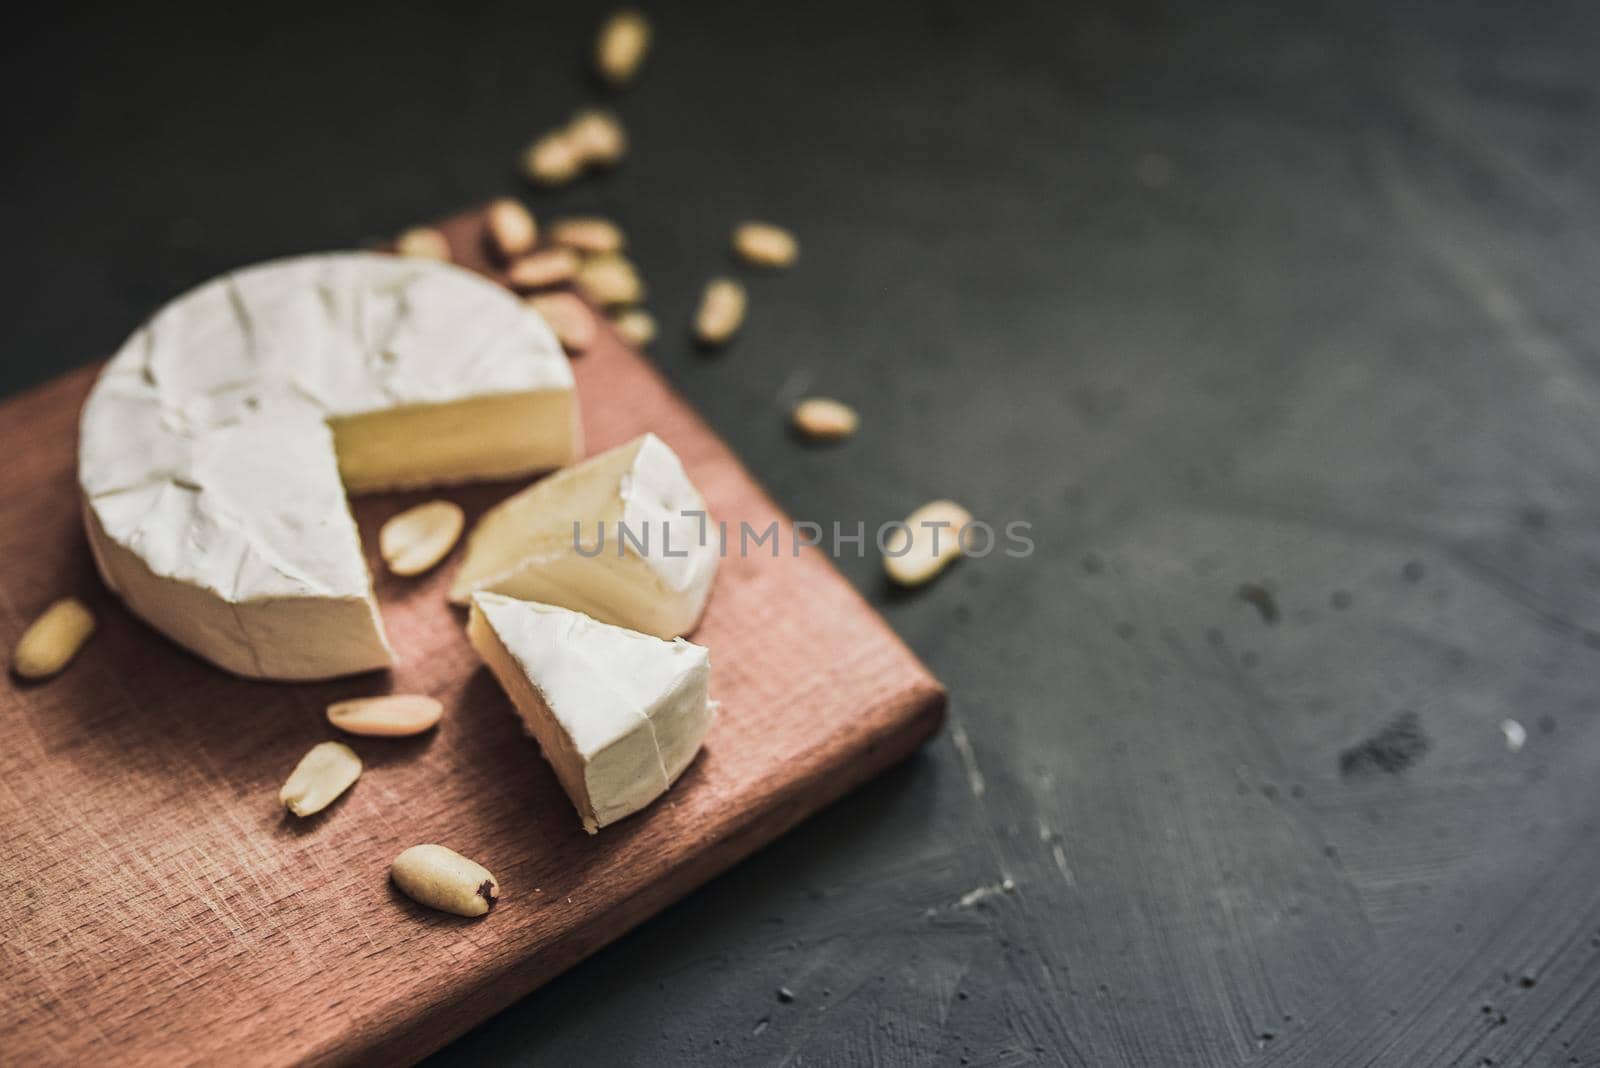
[733,222,798,268]
[12,598,95,680]
[327,695,443,737]
[522,133,583,187]
[611,308,657,347]
[575,254,644,307]
[595,9,651,88]
[395,227,450,260]
[551,217,625,255]
[391,844,500,917]
[279,741,362,818]
[883,500,974,587]
[529,292,598,353]
[506,247,580,291]
[567,109,627,167]
[380,501,465,577]
[792,397,858,441]
[694,278,746,346]
[485,198,537,260]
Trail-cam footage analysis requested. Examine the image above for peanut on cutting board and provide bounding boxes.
[733,222,799,268]
[884,500,973,587]
[379,501,465,577]
[792,397,858,441]
[506,247,580,291]
[11,598,95,680]
[575,253,645,307]
[279,741,362,818]
[529,292,599,354]
[327,695,443,738]
[485,198,537,260]
[395,226,451,260]
[391,845,500,918]
[611,307,657,347]
[551,217,625,255]
[595,9,651,87]
[694,278,747,346]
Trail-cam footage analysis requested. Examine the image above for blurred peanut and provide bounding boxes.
[395,226,450,260]
[611,308,657,347]
[694,278,746,345]
[551,218,625,255]
[530,292,599,353]
[595,10,651,88]
[733,222,798,268]
[792,397,858,441]
[486,198,537,260]
[12,598,95,680]
[507,248,580,291]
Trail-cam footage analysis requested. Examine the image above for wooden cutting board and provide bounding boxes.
[0,208,945,1066]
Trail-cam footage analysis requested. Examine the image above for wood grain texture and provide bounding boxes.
[0,208,944,1067]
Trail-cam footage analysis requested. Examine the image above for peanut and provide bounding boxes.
[279,741,362,818]
[611,308,657,347]
[395,226,451,260]
[567,109,627,167]
[595,9,651,88]
[694,278,746,346]
[327,695,443,737]
[883,500,974,587]
[733,222,799,268]
[550,217,625,255]
[12,598,95,680]
[485,198,537,260]
[521,111,626,190]
[391,844,499,918]
[522,133,583,187]
[506,247,580,291]
[792,397,858,441]
[380,500,465,577]
[575,253,644,307]
[529,292,598,353]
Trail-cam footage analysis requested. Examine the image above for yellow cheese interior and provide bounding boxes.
[331,390,580,494]
[449,437,642,596]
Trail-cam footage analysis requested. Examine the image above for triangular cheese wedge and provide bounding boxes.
[467,592,713,833]
[450,433,717,638]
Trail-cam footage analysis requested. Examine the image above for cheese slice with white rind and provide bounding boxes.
[467,592,714,832]
[449,433,717,638]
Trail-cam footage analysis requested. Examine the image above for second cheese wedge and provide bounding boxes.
[450,433,717,638]
[467,593,714,833]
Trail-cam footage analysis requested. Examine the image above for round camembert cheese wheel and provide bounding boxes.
[78,252,581,680]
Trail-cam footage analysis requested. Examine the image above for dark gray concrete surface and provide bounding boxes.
[9,1,1600,1063]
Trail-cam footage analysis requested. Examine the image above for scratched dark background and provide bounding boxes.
[9,0,1600,1063]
